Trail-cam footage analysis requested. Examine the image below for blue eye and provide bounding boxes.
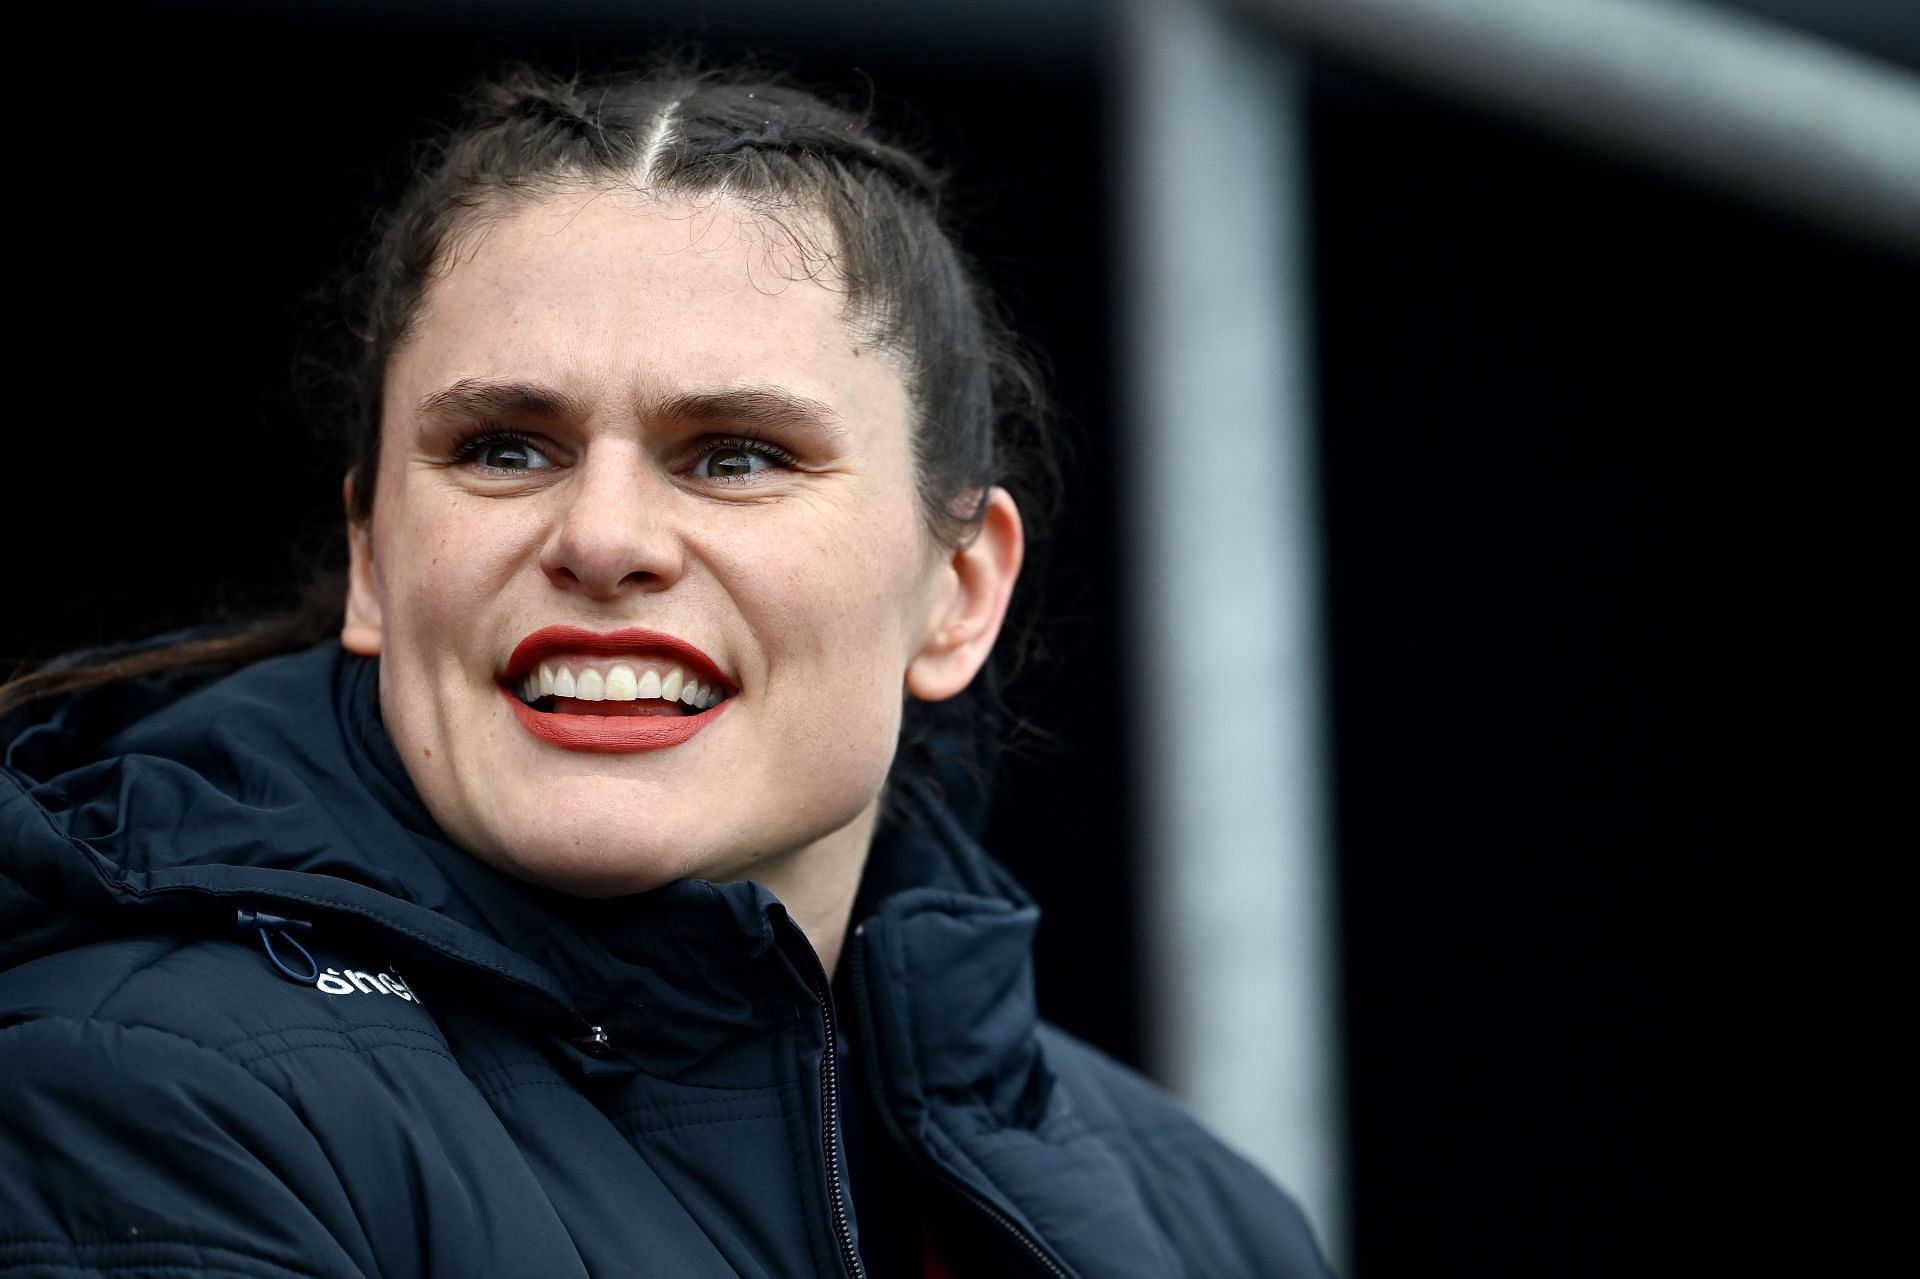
[696,447,772,479]
[460,433,554,471]
[692,439,794,481]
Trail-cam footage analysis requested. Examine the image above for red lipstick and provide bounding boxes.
[500,687,729,752]
[500,625,734,754]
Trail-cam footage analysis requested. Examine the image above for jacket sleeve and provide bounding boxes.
[0,1016,377,1279]
[1033,1026,1338,1278]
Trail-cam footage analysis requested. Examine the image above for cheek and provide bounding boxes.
[718,501,936,763]
[375,494,539,656]
[742,503,935,667]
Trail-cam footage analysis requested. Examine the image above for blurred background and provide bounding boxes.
[13,0,1917,1273]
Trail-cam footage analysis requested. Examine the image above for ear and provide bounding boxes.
[340,472,384,658]
[905,487,1025,702]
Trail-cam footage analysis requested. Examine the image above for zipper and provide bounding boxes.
[847,926,1073,1279]
[780,923,868,1279]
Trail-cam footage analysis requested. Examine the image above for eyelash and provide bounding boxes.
[449,428,548,472]
[692,435,799,482]
[448,428,799,480]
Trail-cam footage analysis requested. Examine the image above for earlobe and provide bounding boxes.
[905,488,1025,703]
[340,474,383,658]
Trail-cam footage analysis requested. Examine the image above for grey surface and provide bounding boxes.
[1117,0,1346,1267]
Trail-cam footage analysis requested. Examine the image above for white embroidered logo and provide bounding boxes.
[315,967,421,1002]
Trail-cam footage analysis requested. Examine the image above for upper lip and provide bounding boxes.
[502,626,736,692]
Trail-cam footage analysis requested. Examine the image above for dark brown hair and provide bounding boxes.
[1,58,1058,742]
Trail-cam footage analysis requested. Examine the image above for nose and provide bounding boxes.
[538,444,685,599]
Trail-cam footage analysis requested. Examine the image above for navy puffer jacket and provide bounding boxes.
[0,643,1331,1277]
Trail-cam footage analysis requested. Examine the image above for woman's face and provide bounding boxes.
[342,191,1016,900]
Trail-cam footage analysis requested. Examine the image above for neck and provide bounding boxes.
[741,798,879,979]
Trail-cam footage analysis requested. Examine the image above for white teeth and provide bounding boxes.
[604,664,638,701]
[517,658,731,707]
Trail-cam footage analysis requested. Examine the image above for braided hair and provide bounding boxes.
[343,62,1055,559]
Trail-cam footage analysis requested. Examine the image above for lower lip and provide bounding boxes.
[499,686,731,753]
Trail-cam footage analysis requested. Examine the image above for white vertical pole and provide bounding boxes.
[1118,0,1345,1267]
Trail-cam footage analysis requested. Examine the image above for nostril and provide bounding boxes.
[538,498,688,596]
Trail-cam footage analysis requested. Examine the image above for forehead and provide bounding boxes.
[387,190,908,428]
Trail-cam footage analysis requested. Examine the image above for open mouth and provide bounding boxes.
[508,659,731,718]
[497,626,736,753]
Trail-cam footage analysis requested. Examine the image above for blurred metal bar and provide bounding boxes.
[1118,0,1345,1267]
[258,0,1101,64]
[1237,0,1920,254]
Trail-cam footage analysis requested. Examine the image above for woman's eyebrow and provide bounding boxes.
[417,378,587,424]
[653,386,850,446]
[418,380,850,447]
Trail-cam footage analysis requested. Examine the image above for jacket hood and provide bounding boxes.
[1,641,1043,1102]
[2,643,593,1027]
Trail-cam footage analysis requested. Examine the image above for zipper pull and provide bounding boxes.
[235,908,319,985]
[576,1025,613,1055]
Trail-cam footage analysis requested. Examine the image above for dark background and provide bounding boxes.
[14,2,1915,1274]
[1313,63,1915,1273]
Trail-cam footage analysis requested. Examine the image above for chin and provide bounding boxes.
[458,788,786,899]
[429,756,887,900]
[474,814,740,899]
[509,852,692,899]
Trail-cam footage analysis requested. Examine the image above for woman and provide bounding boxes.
[0,61,1331,1277]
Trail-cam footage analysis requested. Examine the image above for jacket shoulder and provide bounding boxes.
[1,928,442,1061]
[1,933,564,1279]
[0,1010,379,1278]
[1035,1023,1335,1278]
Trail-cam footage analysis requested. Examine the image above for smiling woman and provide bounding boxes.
[342,189,1012,965]
[0,58,1330,1279]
